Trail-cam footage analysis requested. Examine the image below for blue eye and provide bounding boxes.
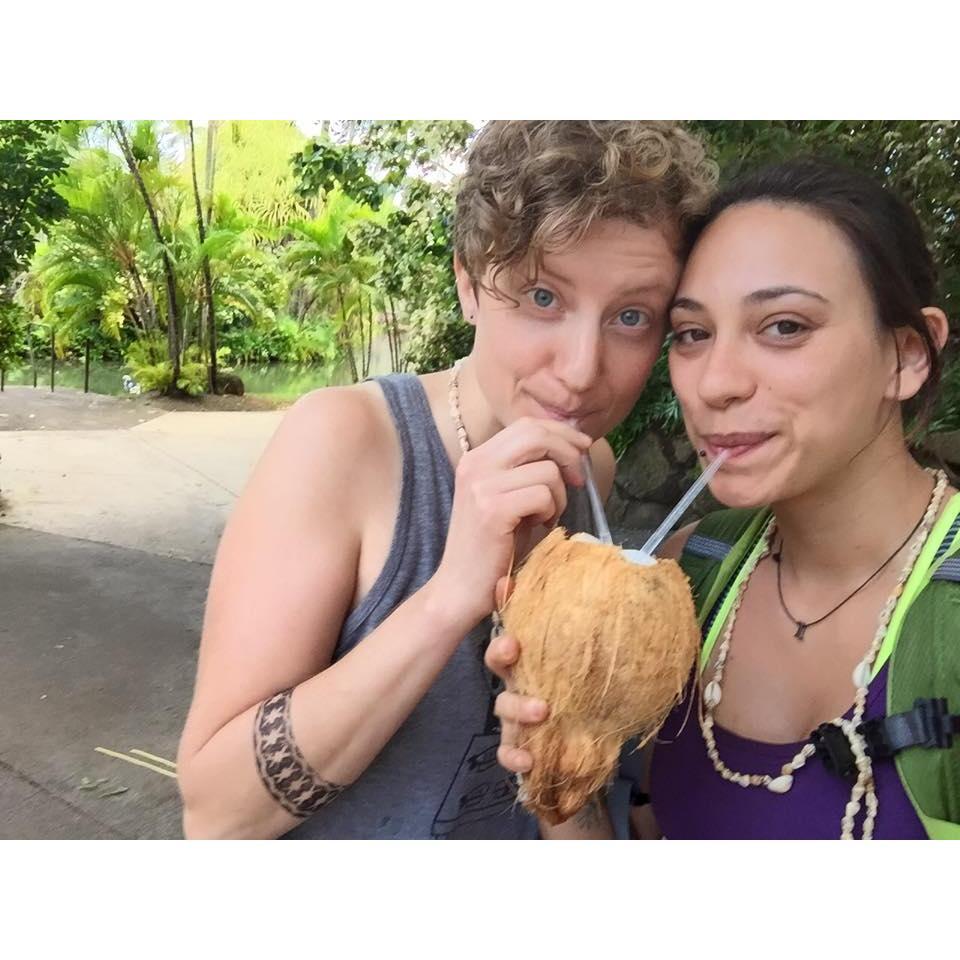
[531,288,555,308]
[619,308,648,328]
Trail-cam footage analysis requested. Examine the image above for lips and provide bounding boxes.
[701,432,775,460]
[533,400,594,423]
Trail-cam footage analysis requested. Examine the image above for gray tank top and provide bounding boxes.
[284,373,595,839]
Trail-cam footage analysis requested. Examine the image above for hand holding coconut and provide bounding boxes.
[485,456,728,826]
[429,417,594,626]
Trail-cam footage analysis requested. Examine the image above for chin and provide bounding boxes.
[708,477,772,511]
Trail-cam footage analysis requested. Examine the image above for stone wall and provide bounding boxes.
[608,428,719,549]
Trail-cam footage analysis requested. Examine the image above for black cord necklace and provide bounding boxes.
[773,510,927,641]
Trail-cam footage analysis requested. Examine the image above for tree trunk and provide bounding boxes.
[393,309,402,371]
[27,317,37,386]
[336,286,358,383]
[50,327,55,392]
[123,306,141,333]
[204,121,218,226]
[364,296,374,379]
[128,263,154,334]
[205,122,218,386]
[385,301,395,372]
[293,284,310,327]
[357,297,368,380]
[189,120,218,394]
[84,340,90,393]
[386,295,401,372]
[110,121,182,393]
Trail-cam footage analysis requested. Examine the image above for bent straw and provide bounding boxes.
[565,417,614,546]
[581,453,613,545]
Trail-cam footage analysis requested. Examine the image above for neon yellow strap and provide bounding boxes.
[918,813,960,840]
[872,492,960,679]
[699,524,772,673]
[697,492,960,839]
[699,493,960,678]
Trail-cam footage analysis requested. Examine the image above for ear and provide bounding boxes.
[886,307,950,402]
[453,254,480,327]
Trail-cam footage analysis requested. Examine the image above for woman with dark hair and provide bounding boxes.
[489,158,959,840]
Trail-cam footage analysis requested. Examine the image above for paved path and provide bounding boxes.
[2,402,282,563]
[0,387,285,837]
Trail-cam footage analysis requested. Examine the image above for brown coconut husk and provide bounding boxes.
[501,527,700,825]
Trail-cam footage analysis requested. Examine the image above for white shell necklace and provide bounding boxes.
[699,468,948,840]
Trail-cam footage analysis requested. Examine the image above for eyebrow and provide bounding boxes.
[745,285,829,305]
[536,265,573,287]
[613,283,671,300]
[535,267,668,300]
[671,285,829,312]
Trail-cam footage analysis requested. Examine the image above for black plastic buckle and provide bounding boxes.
[811,699,959,786]
[859,698,956,760]
[629,785,651,807]
[810,722,859,785]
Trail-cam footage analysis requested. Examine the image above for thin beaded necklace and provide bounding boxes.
[448,358,471,456]
[699,468,948,840]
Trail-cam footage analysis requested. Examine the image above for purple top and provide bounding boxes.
[649,663,926,839]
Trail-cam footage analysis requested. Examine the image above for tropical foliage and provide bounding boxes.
[2,120,959,450]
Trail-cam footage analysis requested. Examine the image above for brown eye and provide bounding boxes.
[670,328,710,346]
[764,318,806,338]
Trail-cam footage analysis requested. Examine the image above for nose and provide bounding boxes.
[553,318,603,394]
[696,333,756,409]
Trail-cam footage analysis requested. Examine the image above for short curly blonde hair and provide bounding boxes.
[454,121,717,293]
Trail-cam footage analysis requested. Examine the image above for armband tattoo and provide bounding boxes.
[253,688,345,818]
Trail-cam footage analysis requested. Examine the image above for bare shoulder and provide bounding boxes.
[656,520,700,561]
[223,380,403,577]
[251,383,399,506]
[590,437,617,500]
[271,382,393,469]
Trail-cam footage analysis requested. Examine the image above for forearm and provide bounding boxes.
[538,794,615,840]
[179,577,475,839]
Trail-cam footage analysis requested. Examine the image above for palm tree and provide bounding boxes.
[109,120,184,392]
[187,120,219,392]
[285,190,384,382]
[53,149,157,332]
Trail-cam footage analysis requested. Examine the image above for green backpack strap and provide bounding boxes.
[678,507,771,629]
[680,498,960,839]
[887,502,960,839]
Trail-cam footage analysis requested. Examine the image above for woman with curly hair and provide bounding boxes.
[176,121,716,839]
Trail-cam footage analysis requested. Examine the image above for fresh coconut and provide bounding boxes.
[501,527,700,825]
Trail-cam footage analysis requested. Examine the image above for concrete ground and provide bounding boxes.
[0,386,284,838]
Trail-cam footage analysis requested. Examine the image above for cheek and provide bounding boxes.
[475,318,539,374]
[602,342,663,417]
[667,352,699,412]
[777,346,887,434]
[485,312,550,358]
